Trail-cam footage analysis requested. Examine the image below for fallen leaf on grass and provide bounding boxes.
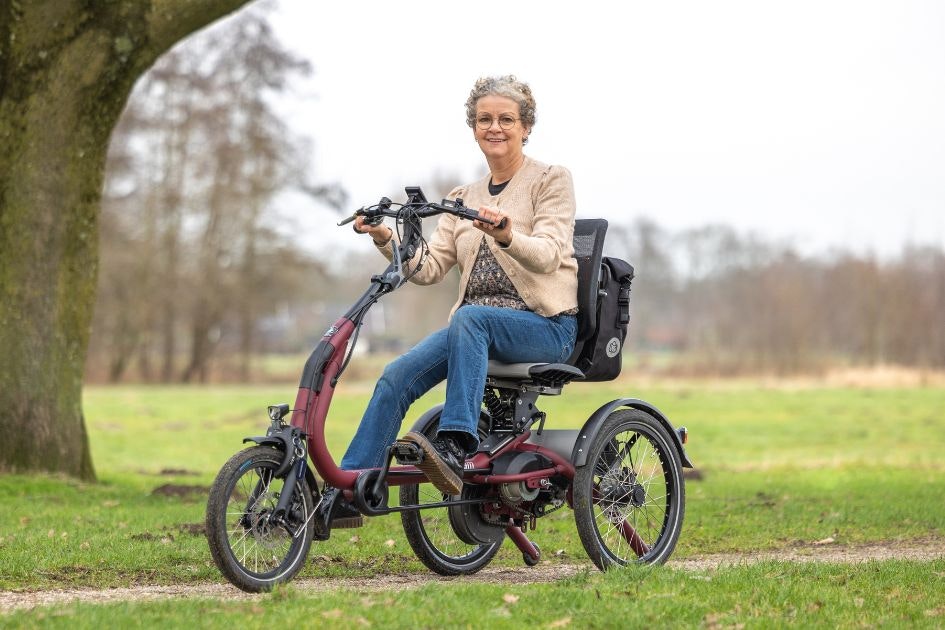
[349,535,360,543]
[554,549,567,557]
[813,537,836,545]
[384,539,396,547]
[548,617,571,628]
[503,593,519,604]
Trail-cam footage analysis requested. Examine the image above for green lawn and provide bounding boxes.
[1,379,944,627]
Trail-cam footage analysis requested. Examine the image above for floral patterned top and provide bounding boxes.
[463,238,530,311]
[464,238,578,316]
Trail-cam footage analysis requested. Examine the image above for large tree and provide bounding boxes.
[0,0,254,480]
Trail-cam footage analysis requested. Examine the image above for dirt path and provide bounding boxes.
[4,540,945,614]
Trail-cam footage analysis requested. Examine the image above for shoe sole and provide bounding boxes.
[400,432,463,495]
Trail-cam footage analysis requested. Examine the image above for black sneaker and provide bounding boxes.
[399,431,466,495]
[313,486,364,541]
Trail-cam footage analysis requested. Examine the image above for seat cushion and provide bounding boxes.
[487,360,585,382]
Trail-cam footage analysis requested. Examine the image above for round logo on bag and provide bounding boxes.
[605,337,621,358]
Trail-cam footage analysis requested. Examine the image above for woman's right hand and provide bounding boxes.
[354,217,393,245]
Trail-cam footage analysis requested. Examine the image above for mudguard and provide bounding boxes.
[243,434,321,496]
[243,425,320,491]
[571,398,694,468]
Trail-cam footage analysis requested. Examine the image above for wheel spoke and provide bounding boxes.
[576,415,683,568]
[207,449,314,587]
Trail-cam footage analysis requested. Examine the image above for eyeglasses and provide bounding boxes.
[475,114,519,130]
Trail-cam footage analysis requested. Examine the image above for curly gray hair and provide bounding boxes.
[464,75,536,134]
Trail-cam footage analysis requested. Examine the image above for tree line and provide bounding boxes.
[610,221,945,374]
[89,4,343,383]
[90,204,945,381]
[84,7,945,383]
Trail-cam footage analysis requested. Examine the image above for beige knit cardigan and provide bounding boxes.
[377,156,579,319]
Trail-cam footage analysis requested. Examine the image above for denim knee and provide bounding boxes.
[450,305,487,335]
[378,354,414,389]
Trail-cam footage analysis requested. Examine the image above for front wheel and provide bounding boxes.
[573,409,685,569]
[206,446,315,592]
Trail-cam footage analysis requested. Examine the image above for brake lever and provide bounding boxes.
[366,197,392,226]
[338,197,393,227]
[337,212,359,226]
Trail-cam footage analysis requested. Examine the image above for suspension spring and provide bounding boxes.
[483,388,505,422]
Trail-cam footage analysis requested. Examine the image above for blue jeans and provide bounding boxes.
[340,306,577,470]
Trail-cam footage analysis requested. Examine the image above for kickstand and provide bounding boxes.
[505,524,541,565]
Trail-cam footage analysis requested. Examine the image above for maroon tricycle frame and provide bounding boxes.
[206,191,690,593]
[288,311,582,560]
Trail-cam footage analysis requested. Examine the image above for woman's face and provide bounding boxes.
[473,95,529,164]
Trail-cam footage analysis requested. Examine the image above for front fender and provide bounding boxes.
[242,435,320,494]
[243,435,294,478]
[243,435,286,449]
[571,398,693,468]
[243,421,311,480]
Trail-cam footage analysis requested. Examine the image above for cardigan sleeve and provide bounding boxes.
[501,166,576,274]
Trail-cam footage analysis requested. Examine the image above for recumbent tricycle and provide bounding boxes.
[205,187,693,592]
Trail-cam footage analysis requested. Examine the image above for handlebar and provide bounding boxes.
[337,188,507,229]
[335,186,507,293]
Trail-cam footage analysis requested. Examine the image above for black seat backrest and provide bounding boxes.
[572,218,608,343]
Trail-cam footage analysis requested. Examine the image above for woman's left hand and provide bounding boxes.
[473,206,512,246]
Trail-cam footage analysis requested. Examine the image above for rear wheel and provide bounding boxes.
[206,446,315,592]
[573,409,685,569]
[400,415,503,575]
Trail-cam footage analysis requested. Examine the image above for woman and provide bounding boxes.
[318,75,579,535]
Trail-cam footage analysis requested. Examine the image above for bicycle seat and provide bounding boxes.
[484,218,606,394]
[486,361,584,390]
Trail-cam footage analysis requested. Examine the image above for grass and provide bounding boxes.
[5,561,945,628]
[1,377,944,625]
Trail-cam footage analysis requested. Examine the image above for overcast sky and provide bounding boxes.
[267,1,945,256]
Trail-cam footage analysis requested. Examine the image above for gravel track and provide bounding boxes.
[4,540,944,614]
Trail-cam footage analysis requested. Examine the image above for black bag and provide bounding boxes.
[574,257,635,381]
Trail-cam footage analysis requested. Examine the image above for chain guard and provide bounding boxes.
[448,485,505,545]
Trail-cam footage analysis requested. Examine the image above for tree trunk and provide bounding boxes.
[0,0,254,480]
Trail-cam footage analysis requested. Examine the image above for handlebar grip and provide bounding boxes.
[457,205,506,229]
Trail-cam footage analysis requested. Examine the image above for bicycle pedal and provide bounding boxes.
[391,440,424,465]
